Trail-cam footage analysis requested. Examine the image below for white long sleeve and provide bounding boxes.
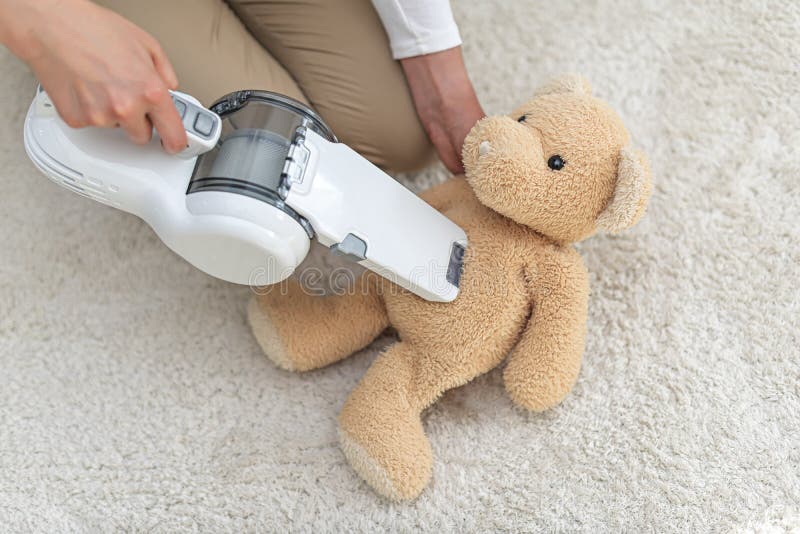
[370,0,462,59]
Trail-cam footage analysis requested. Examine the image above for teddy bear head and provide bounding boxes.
[462,75,652,243]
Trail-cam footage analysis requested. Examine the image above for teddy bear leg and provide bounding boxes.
[338,341,437,501]
[247,277,388,372]
[339,338,505,500]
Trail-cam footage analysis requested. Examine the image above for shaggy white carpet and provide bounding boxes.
[1,1,798,531]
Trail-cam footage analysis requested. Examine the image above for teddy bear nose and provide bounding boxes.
[479,141,491,156]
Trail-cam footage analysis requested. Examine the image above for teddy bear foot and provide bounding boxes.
[338,425,431,502]
[246,297,295,371]
[338,428,405,501]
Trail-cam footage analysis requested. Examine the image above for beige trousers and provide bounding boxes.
[95,0,433,172]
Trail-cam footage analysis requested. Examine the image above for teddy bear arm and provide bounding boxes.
[503,250,589,412]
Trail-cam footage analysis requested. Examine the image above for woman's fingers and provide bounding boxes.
[49,84,89,129]
[66,79,186,151]
[428,127,462,174]
[145,85,187,154]
[119,111,153,145]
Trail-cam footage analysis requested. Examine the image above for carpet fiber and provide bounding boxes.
[1,1,798,531]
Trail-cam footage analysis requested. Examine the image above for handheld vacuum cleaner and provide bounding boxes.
[23,87,467,302]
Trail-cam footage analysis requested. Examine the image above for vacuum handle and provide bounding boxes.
[35,86,220,159]
[27,87,200,218]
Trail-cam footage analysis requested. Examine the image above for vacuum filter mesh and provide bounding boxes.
[209,129,290,192]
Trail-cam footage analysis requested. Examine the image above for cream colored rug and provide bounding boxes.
[1,1,798,531]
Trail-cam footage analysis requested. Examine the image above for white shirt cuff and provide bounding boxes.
[370,0,462,59]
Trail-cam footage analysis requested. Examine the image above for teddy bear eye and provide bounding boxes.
[547,155,565,170]
[517,115,527,123]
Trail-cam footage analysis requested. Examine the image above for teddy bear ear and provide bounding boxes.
[596,145,653,233]
[534,74,593,97]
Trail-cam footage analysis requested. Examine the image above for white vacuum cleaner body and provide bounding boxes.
[23,87,467,302]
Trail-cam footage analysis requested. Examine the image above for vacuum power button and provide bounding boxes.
[193,113,215,137]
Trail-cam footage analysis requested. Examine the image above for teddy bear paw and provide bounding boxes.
[339,418,433,502]
[246,297,295,371]
[338,428,403,501]
[338,427,431,502]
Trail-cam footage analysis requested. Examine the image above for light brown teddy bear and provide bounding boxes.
[247,75,652,501]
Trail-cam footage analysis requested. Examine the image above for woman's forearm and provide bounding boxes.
[0,0,52,60]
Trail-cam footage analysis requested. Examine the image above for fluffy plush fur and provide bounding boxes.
[248,76,652,501]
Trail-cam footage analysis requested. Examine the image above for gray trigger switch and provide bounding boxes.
[331,233,367,262]
[173,97,187,118]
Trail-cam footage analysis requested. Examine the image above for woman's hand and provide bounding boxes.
[400,47,485,174]
[0,0,187,153]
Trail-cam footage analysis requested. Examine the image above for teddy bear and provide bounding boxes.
[247,75,652,501]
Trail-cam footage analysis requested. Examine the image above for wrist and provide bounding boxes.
[400,47,474,99]
[0,0,79,61]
